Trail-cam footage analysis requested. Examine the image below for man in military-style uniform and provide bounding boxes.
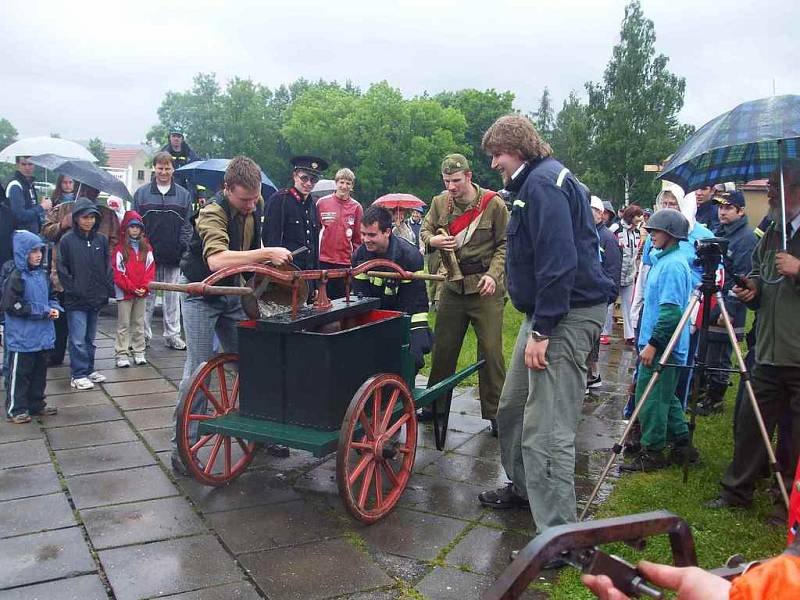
[420,153,508,434]
[352,206,432,373]
[263,155,328,272]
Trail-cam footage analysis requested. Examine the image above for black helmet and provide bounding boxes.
[644,208,689,241]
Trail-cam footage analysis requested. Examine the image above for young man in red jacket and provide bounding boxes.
[316,168,363,299]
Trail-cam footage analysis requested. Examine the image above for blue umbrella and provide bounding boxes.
[659,94,800,250]
[175,159,277,198]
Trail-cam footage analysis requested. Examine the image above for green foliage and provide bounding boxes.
[0,117,19,182]
[583,0,691,205]
[550,92,592,182]
[87,137,108,166]
[532,86,555,140]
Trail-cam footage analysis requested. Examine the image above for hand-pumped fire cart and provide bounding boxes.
[151,259,482,524]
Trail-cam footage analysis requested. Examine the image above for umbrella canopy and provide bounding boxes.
[29,154,132,202]
[0,137,97,164]
[659,95,800,192]
[372,193,426,210]
[312,178,336,195]
[175,159,277,198]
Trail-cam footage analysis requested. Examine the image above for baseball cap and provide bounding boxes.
[713,190,745,208]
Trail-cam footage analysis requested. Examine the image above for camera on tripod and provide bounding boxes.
[694,237,728,278]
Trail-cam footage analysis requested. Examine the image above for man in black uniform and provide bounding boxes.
[263,155,328,272]
[352,206,432,373]
[161,125,200,192]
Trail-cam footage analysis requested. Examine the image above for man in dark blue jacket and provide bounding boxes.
[477,115,612,539]
[695,190,757,415]
[5,156,51,234]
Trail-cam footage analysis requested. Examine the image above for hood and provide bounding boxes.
[12,230,46,272]
[121,210,144,231]
[72,197,102,233]
[657,182,696,230]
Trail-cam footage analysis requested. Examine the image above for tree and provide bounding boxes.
[550,92,591,180]
[433,89,515,190]
[532,87,555,140]
[585,0,691,205]
[87,138,108,166]
[0,118,18,182]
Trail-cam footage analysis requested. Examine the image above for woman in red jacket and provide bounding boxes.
[113,211,155,368]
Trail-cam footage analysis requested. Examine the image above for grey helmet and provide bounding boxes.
[644,208,689,241]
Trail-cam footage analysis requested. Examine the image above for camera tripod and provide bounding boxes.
[580,240,790,521]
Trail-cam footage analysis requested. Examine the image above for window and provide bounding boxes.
[137,170,145,181]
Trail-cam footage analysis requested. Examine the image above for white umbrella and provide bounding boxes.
[311,178,336,199]
[0,136,97,163]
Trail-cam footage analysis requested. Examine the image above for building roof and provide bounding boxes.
[106,148,144,170]
[743,179,768,190]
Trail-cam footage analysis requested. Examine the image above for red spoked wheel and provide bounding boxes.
[176,353,257,486]
[337,374,417,524]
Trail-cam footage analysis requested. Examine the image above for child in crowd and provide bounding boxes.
[2,231,62,423]
[112,211,155,367]
[621,208,696,472]
[57,198,114,390]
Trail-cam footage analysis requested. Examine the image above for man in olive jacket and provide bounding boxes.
[709,159,800,509]
[421,153,508,432]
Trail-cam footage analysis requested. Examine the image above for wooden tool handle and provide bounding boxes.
[148,281,252,296]
[365,270,445,282]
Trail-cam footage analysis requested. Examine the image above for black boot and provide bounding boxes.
[669,438,700,465]
[620,449,669,473]
[694,383,726,416]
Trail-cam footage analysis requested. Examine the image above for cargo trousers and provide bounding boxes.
[496,304,605,533]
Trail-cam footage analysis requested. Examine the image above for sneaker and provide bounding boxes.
[599,335,611,345]
[71,377,95,390]
[6,412,32,424]
[133,353,147,365]
[478,482,530,509]
[87,371,107,383]
[619,449,669,473]
[116,356,131,368]
[166,336,187,351]
[587,374,602,389]
[145,336,152,348]
[30,406,58,417]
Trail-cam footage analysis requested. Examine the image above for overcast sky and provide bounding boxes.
[2,0,797,146]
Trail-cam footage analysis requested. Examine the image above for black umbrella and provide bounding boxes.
[29,153,132,202]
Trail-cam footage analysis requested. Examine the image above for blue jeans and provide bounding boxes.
[67,309,99,379]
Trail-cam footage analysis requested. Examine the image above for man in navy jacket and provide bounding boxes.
[477,115,612,539]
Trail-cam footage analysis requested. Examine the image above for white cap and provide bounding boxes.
[590,195,604,212]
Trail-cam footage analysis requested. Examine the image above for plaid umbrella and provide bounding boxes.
[659,94,800,192]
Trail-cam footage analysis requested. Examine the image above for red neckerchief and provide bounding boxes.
[289,187,304,203]
[449,191,496,236]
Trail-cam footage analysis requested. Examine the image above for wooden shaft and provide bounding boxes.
[148,281,253,296]
[365,270,445,282]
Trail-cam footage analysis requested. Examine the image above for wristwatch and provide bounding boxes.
[530,331,550,342]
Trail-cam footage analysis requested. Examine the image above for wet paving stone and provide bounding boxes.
[0,419,42,444]
[0,527,96,590]
[157,581,263,600]
[47,420,138,450]
[358,507,469,561]
[421,452,508,488]
[416,427,474,451]
[125,406,174,430]
[398,473,486,520]
[45,390,111,409]
[99,535,243,600]
[0,573,108,600]
[55,440,156,477]
[445,412,493,434]
[140,426,173,452]
[208,499,345,554]
[45,365,72,380]
[0,492,75,538]
[179,468,300,513]
[82,496,206,550]
[239,537,393,600]
[42,378,79,395]
[415,565,546,600]
[445,525,530,577]
[159,366,187,381]
[39,404,122,428]
[0,438,50,469]
[451,431,501,459]
[479,505,536,535]
[148,356,189,369]
[96,365,163,383]
[115,391,177,410]
[104,378,176,397]
[0,463,62,502]
[67,464,178,509]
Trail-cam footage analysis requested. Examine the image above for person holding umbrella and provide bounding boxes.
[263,155,328,273]
[708,159,800,510]
[42,183,119,367]
[5,155,51,235]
